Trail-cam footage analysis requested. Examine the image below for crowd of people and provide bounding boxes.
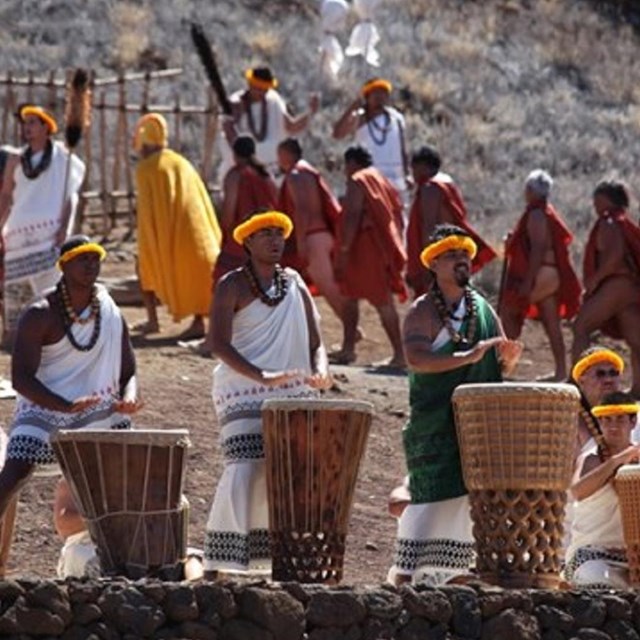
[0,65,639,589]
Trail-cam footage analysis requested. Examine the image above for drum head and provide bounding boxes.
[262,398,373,414]
[52,429,191,447]
[453,381,580,400]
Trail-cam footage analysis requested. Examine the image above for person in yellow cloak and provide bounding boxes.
[133,113,222,339]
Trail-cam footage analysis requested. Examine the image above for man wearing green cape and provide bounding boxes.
[390,224,521,585]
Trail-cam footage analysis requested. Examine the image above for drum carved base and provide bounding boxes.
[271,530,346,584]
[470,489,566,588]
[627,543,640,586]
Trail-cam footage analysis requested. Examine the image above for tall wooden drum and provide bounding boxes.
[262,398,373,584]
[614,464,640,585]
[452,382,579,588]
[51,429,190,580]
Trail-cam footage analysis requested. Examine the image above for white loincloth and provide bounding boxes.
[204,271,318,572]
[56,530,100,579]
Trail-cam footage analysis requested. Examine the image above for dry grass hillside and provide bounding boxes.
[3,0,640,275]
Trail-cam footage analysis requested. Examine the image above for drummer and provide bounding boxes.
[0,236,141,576]
[388,224,522,586]
[565,390,640,588]
[203,210,331,579]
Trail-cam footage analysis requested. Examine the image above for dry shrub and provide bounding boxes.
[396,68,439,109]
[244,29,282,58]
[439,38,483,64]
[110,3,152,68]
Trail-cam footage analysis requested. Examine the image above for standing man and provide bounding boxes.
[218,66,319,179]
[277,137,346,327]
[572,180,640,397]
[500,169,582,381]
[203,211,331,578]
[389,224,521,585]
[0,105,86,348]
[406,146,496,297]
[333,78,410,208]
[0,236,141,575]
[333,145,406,368]
[133,113,222,340]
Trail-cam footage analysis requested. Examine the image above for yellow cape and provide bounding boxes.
[135,148,222,321]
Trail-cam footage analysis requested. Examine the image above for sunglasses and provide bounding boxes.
[594,368,620,379]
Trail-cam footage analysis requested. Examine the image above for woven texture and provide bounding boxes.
[262,400,372,584]
[453,383,579,491]
[470,488,566,588]
[615,470,640,585]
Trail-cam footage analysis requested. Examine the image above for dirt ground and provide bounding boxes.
[0,248,633,585]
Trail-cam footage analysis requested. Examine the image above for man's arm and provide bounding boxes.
[418,183,444,247]
[585,221,626,295]
[299,279,330,388]
[113,319,142,413]
[0,155,18,229]
[284,94,319,135]
[519,208,548,296]
[334,178,365,282]
[402,297,504,374]
[332,97,363,139]
[288,172,322,257]
[220,169,240,234]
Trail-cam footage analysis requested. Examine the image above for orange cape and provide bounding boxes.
[502,201,581,332]
[406,176,496,296]
[583,209,640,339]
[338,167,407,305]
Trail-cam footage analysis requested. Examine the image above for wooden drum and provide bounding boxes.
[262,398,373,584]
[51,429,190,580]
[452,382,579,588]
[614,464,640,585]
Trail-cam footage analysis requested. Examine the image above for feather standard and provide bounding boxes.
[64,68,92,150]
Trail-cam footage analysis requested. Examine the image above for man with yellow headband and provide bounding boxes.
[388,224,521,586]
[0,235,141,576]
[0,105,86,348]
[203,211,331,578]
[218,66,319,180]
[565,390,639,588]
[133,113,222,341]
[333,77,410,208]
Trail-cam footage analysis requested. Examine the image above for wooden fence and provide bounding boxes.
[0,69,219,238]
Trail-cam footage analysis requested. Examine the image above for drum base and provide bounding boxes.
[470,489,566,589]
[627,543,640,586]
[271,530,346,584]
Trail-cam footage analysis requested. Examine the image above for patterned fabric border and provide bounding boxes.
[4,245,58,281]
[564,545,627,585]
[394,537,475,573]
[204,528,270,568]
[222,432,264,462]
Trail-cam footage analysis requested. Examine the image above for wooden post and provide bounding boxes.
[98,90,110,235]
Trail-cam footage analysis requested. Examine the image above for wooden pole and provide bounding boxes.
[98,90,110,235]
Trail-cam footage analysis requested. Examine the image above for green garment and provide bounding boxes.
[403,291,502,503]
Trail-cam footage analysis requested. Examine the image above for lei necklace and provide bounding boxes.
[431,285,477,348]
[243,92,268,142]
[579,405,610,461]
[21,140,53,180]
[366,109,392,146]
[243,262,288,306]
[57,280,101,351]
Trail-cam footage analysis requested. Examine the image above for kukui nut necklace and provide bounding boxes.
[57,279,101,351]
[21,140,53,180]
[243,92,268,142]
[243,261,288,306]
[578,405,610,461]
[366,108,393,146]
[431,284,477,348]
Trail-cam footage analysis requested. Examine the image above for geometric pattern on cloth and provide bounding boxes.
[218,402,262,427]
[564,545,627,586]
[3,279,36,334]
[222,432,265,462]
[4,245,57,280]
[203,528,270,567]
[394,537,475,573]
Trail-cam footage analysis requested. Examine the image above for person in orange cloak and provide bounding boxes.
[499,170,582,381]
[572,180,640,397]
[333,145,406,368]
[406,146,496,297]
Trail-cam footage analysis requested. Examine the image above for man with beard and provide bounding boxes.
[388,224,521,585]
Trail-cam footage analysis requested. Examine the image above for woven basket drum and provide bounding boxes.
[614,464,640,585]
[452,382,579,588]
[262,398,372,584]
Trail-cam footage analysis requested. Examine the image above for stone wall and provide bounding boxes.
[1,578,640,639]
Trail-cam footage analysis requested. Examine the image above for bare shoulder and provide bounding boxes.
[403,294,439,339]
[16,294,59,340]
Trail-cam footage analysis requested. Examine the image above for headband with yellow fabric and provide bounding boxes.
[133,113,168,152]
[571,349,624,381]
[592,403,638,418]
[361,78,392,98]
[57,235,107,270]
[20,105,58,134]
[233,211,293,245]
[420,234,478,269]
[245,67,278,91]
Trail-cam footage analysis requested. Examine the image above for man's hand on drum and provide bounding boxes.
[112,397,145,414]
[260,369,304,386]
[613,444,640,468]
[497,339,523,376]
[464,337,504,364]
[67,395,101,413]
[305,371,333,390]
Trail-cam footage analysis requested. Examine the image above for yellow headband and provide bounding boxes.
[233,211,293,245]
[57,243,107,270]
[362,79,392,97]
[133,113,168,152]
[245,69,278,91]
[572,350,624,381]
[20,106,58,134]
[592,404,638,418]
[420,235,478,268]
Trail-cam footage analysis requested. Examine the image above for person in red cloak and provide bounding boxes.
[572,180,640,397]
[499,170,582,381]
[406,146,496,297]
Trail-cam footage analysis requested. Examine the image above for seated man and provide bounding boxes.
[565,391,640,588]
